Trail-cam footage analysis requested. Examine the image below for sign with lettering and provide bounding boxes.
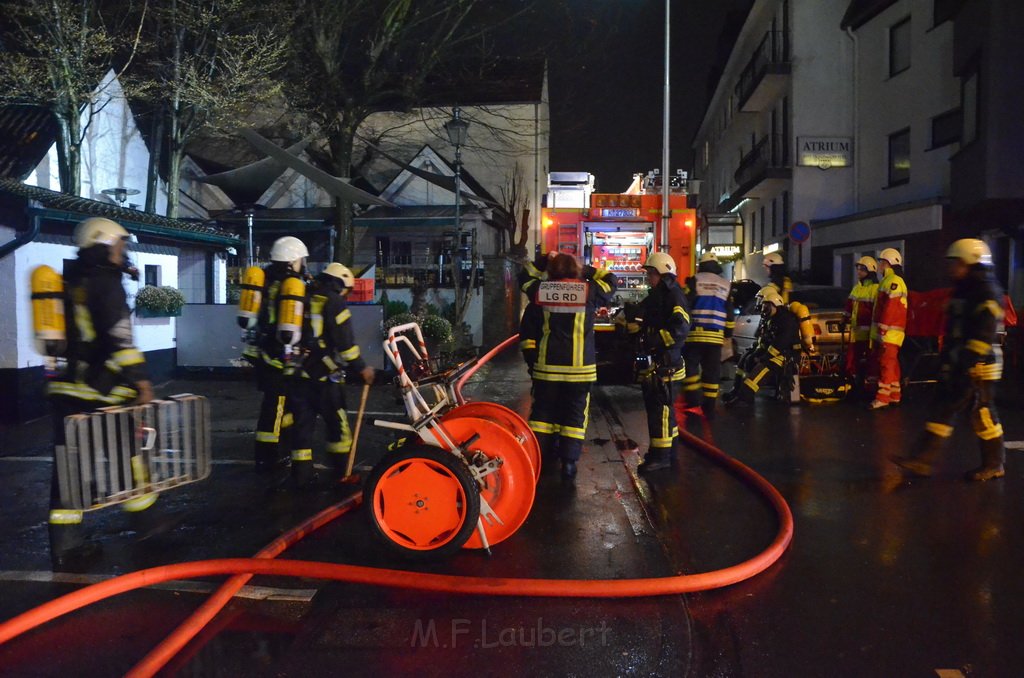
[797,137,853,169]
[536,280,588,313]
[709,245,742,259]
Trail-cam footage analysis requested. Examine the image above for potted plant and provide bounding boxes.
[135,285,186,318]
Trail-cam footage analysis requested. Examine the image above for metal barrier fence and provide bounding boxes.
[57,395,211,511]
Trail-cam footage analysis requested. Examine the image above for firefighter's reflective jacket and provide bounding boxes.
[295,280,366,381]
[943,273,1005,383]
[48,255,148,403]
[637,274,690,371]
[871,269,908,347]
[519,262,617,383]
[846,278,879,342]
[248,263,304,370]
[684,271,734,345]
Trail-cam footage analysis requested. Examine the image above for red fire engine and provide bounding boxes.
[539,171,697,382]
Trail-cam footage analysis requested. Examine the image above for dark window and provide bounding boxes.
[771,197,778,237]
[144,265,159,287]
[889,17,911,77]
[760,206,766,247]
[888,128,911,186]
[962,68,979,144]
[750,210,758,251]
[930,108,961,148]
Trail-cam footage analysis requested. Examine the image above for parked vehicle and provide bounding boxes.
[732,283,849,356]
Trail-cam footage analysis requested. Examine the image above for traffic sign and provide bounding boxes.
[789,221,810,243]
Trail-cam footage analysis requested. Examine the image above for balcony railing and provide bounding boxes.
[735,31,790,109]
[734,134,789,188]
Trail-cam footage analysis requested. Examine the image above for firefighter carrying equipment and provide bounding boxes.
[644,251,677,276]
[686,270,733,346]
[947,238,993,266]
[31,265,68,358]
[878,247,902,267]
[237,266,265,330]
[894,267,1005,479]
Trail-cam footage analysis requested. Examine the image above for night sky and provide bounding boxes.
[545,0,753,192]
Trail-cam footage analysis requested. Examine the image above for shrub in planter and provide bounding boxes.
[135,285,186,317]
[418,313,453,346]
[383,312,418,333]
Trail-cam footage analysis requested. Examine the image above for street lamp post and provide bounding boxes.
[444,107,469,290]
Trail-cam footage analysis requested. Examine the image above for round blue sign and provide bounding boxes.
[789,221,810,243]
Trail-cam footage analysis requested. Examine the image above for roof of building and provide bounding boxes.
[840,0,900,30]
[0,178,239,246]
[0,106,57,180]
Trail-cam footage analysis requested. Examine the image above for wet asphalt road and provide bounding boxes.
[0,355,1022,677]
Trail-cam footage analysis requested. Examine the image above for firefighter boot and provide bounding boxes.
[890,431,944,478]
[965,437,1006,482]
[638,450,672,473]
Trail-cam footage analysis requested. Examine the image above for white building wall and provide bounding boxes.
[24,70,174,216]
[852,0,958,213]
[790,0,857,267]
[2,241,179,371]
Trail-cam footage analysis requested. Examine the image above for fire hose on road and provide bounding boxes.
[0,333,794,677]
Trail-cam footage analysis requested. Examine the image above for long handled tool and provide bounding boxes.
[343,383,371,480]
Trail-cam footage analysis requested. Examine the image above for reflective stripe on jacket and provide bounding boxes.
[685,271,733,345]
[846,280,879,342]
[519,265,617,383]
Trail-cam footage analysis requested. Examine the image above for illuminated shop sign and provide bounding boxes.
[709,245,741,259]
[797,137,853,169]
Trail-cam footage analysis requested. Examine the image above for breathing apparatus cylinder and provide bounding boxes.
[30,265,67,357]
[789,301,815,352]
[237,266,265,330]
[276,276,306,354]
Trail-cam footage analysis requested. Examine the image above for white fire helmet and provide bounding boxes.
[757,285,785,308]
[644,251,676,275]
[763,252,784,267]
[74,217,129,249]
[270,236,309,263]
[878,248,902,267]
[856,256,878,273]
[946,239,992,266]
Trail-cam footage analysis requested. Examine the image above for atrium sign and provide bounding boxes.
[797,137,853,169]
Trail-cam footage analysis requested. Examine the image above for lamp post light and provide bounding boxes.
[444,107,469,287]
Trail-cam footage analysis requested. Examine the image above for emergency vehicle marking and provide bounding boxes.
[536,280,588,313]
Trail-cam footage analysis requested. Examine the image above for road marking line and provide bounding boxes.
[1004,440,1024,450]
[934,670,965,678]
[0,570,316,602]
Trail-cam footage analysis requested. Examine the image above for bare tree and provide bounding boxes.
[279,0,536,266]
[131,0,286,218]
[0,0,144,195]
[496,164,531,260]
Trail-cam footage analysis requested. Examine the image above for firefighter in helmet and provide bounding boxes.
[634,252,690,473]
[892,239,1007,481]
[252,236,309,473]
[844,256,880,391]
[868,247,907,409]
[46,217,155,566]
[519,251,617,481]
[763,251,792,304]
[285,263,375,486]
[723,286,800,407]
[680,251,734,420]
